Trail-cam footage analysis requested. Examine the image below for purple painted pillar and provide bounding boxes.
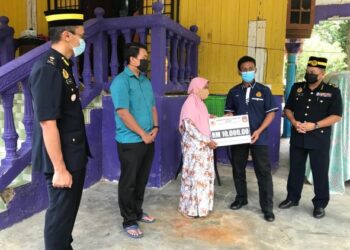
[82,41,92,88]
[93,8,109,90]
[190,25,199,78]
[1,88,19,165]
[108,30,119,78]
[121,29,131,43]
[0,16,15,66]
[22,79,33,148]
[166,31,172,85]
[150,21,167,95]
[185,42,192,83]
[136,28,147,44]
[171,36,179,84]
[178,39,186,84]
[150,2,167,186]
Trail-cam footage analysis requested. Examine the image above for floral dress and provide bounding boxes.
[178,118,215,217]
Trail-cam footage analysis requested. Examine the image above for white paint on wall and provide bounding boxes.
[248,20,267,84]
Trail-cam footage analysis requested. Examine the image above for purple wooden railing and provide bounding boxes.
[0,16,15,67]
[0,3,199,192]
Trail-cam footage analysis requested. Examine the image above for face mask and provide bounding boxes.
[304,73,319,84]
[241,71,255,83]
[197,89,210,100]
[73,38,86,57]
[137,59,149,73]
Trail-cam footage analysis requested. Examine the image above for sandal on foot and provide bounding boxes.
[124,225,143,239]
[138,212,156,223]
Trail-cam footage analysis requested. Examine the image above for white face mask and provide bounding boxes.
[72,38,86,57]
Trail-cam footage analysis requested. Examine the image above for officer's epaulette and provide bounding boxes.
[325,82,338,88]
[294,82,306,87]
[46,55,57,66]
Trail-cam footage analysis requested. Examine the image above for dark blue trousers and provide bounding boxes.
[44,168,86,250]
[287,145,330,208]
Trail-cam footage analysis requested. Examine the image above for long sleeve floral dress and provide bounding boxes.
[178,118,215,217]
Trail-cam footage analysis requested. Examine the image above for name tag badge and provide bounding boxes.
[316,92,332,98]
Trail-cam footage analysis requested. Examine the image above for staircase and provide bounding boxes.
[0,2,200,229]
[0,90,103,214]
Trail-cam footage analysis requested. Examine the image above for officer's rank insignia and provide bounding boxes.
[297,87,303,93]
[66,78,74,85]
[256,91,262,97]
[62,57,69,66]
[62,69,69,79]
[310,60,318,66]
[71,94,77,102]
[47,56,56,66]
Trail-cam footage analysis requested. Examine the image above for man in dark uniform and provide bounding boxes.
[30,9,90,249]
[279,56,342,219]
[225,56,279,222]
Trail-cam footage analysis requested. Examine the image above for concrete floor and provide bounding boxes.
[1,139,349,250]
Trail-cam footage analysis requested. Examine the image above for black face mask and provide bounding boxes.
[304,73,319,84]
[137,59,149,73]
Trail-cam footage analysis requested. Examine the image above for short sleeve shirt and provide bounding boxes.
[110,67,156,143]
[225,82,279,145]
[285,81,342,149]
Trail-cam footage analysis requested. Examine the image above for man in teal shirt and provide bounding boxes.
[110,42,159,238]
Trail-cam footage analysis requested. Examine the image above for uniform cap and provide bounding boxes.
[44,9,84,28]
[307,56,327,69]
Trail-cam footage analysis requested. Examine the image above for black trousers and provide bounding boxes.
[230,144,274,213]
[44,168,86,250]
[287,145,330,208]
[117,142,155,228]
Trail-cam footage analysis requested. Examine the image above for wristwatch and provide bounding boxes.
[153,125,160,130]
[315,122,320,129]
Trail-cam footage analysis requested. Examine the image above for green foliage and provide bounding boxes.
[313,20,349,53]
[295,20,349,82]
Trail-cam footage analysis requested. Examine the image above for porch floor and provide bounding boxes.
[1,139,349,250]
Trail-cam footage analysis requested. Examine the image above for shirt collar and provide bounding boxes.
[124,66,145,80]
[241,81,257,89]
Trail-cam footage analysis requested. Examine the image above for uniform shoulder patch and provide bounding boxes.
[46,55,56,66]
[326,82,338,88]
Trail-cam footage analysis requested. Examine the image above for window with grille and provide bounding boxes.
[47,0,82,10]
[286,0,315,38]
[142,0,179,21]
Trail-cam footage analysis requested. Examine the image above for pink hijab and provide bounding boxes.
[179,77,211,136]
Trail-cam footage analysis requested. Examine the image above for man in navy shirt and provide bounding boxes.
[30,9,90,249]
[225,56,278,222]
[279,57,342,219]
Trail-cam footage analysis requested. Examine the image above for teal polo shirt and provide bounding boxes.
[110,67,156,143]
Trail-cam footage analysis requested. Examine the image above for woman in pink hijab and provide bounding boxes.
[178,77,217,218]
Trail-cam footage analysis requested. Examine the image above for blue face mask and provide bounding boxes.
[73,38,86,57]
[241,71,255,83]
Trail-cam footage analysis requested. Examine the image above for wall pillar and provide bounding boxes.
[282,39,302,138]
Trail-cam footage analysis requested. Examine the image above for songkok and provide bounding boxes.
[307,56,327,69]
